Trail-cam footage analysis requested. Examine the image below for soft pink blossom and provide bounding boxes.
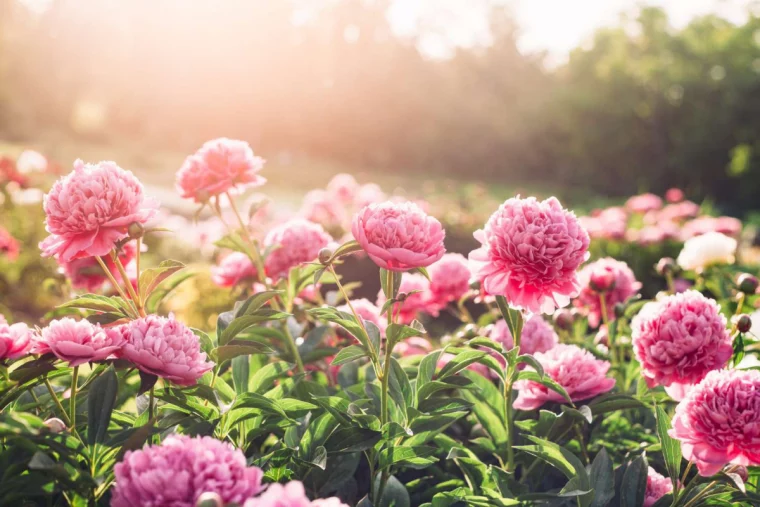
[514,344,615,410]
[631,291,732,400]
[264,219,332,281]
[489,315,559,356]
[644,467,674,507]
[16,149,48,174]
[243,481,348,507]
[0,321,32,360]
[112,434,263,507]
[338,298,386,336]
[681,216,742,240]
[396,337,433,357]
[352,201,445,272]
[665,188,685,204]
[626,193,663,213]
[38,318,125,366]
[574,258,641,328]
[326,173,359,204]
[469,197,590,314]
[60,242,137,293]
[39,160,158,262]
[0,226,19,260]
[580,207,628,241]
[428,253,471,309]
[355,183,386,208]
[212,252,258,288]
[376,273,436,324]
[659,201,700,222]
[176,138,265,203]
[669,369,760,476]
[300,190,345,230]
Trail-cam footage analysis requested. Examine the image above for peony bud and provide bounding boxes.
[44,417,66,433]
[731,465,749,482]
[737,273,759,294]
[655,257,676,276]
[195,492,223,507]
[614,302,626,319]
[462,324,478,339]
[127,221,144,239]
[469,279,481,291]
[318,247,333,265]
[734,314,752,334]
[553,309,574,331]
[594,326,609,346]
[589,270,616,292]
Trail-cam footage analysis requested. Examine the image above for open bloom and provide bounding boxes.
[0,320,32,361]
[574,258,641,328]
[115,315,213,386]
[626,193,663,213]
[60,242,137,293]
[264,219,332,281]
[644,468,674,507]
[632,291,732,400]
[212,251,258,288]
[469,196,589,314]
[38,318,125,366]
[352,201,445,271]
[112,434,263,507]
[326,173,359,204]
[514,344,615,410]
[376,273,436,324]
[300,189,345,231]
[669,369,760,476]
[489,315,558,356]
[176,138,265,202]
[428,253,471,310]
[244,481,347,507]
[39,160,158,262]
[0,226,19,260]
[677,231,737,271]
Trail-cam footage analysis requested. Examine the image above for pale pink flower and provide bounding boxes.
[0,226,19,260]
[631,291,732,400]
[376,273,436,324]
[212,252,258,288]
[243,481,347,507]
[428,253,471,310]
[580,207,628,241]
[681,216,742,240]
[659,201,700,222]
[176,138,265,203]
[626,193,663,213]
[396,337,433,357]
[300,190,345,230]
[669,369,760,476]
[352,201,445,272]
[665,188,685,204]
[60,242,137,293]
[326,173,359,204]
[16,149,48,174]
[489,315,558,356]
[112,434,263,507]
[355,183,386,208]
[574,258,642,328]
[38,318,125,367]
[633,222,680,246]
[677,231,736,271]
[644,467,674,507]
[263,219,332,281]
[0,321,32,360]
[39,160,158,262]
[469,197,590,314]
[514,344,615,410]
[338,298,386,336]
[115,315,213,386]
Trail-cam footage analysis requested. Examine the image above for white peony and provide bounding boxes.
[676,231,737,271]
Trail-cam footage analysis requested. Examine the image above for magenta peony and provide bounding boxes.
[631,291,732,400]
[489,315,558,356]
[669,369,760,476]
[574,258,641,328]
[243,481,348,507]
[469,196,590,314]
[0,320,32,361]
[626,193,663,213]
[644,467,674,507]
[39,160,158,262]
[38,318,125,366]
[111,434,263,507]
[428,253,471,310]
[115,315,213,386]
[376,273,436,324]
[176,138,265,203]
[60,243,137,293]
[514,344,615,410]
[352,201,445,272]
[211,251,258,288]
[338,298,386,336]
[264,219,332,281]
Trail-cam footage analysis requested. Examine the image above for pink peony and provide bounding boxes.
[300,190,345,230]
[669,369,760,476]
[665,188,684,204]
[176,138,265,203]
[644,467,674,507]
[514,344,615,410]
[352,201,445,272]
[0,226,19,260]
[574,258,642,328]
[355,183,386,209]
[396,337,433,357]
[212,252,258,288]
[632,291,732,400]
[39,160,158,262]
[112,434,263,507]
[469,197,590,314]
[243,481,347,507]
[60,242,137,293]
[338,298,386,336]
[38,318,125,366]
[376,273,436,324]
[264,219,332,281]
[0,321,32,360]
[115,315,213,386]
[326,173,359,204]
[428,253,471,310]
[681,216,742,240]
[579,207,627,241]
[626,193,663,213]
[489,315,559,356]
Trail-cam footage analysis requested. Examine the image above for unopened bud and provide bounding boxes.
[469,279,481,291]
[553,309,574,331]
[731,465,749,482]
[614,303,626,319]
[655,257,676,276]
[127,222,144,239]
[462,324,478,338]
[44,418,66,433]
[734,314,752,334]
[737,273,759,294]
[589,270,615,292]
[594,326,609,347]
[196,492,223,507]
[318,247,333,265]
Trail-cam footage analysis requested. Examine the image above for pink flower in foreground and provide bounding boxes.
[514,344,615,410]
[212,251,258,288]
[176,138,265,203]
[644,467,674,507]
[60,243,137,293]
[626,193,663,213]
[632,291,732,400]
[112,434,263,507]
[489,315,558,356]
[352,201,445,272]
[469,197,590,314]
[39,318,125,367]
[326,173,359,204]
[39,160,158,262]
[575,258,641,328]
[115,315,213,386]
[428,253,471,309]
[243,481,347,507]
[665,188,684,204]
[264,219,332,281]
[669,369,760,476]
[0,226,19,260]
[0,321,32,361]
[338,298,386,336]
[376,273,435,324]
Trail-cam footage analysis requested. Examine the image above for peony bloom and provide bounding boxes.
[626,193,663,213]
[469,197,590,314]
[355,183,386,209]
[0,320,32,361]
[514,344,615,410]
[112,434,263,507]
[39,160,158,262]
[489,315,559,356]
[212,252,258,288]
[376,273,436,324]
[264,219,332,281]
[574,258,642,328]
[681,216,741,240]
[677,231,736,271]
[60,242,137,293]
[644,467,674,507]
[0,226,19,260]
[428,253,471,310]
[669,369,760,476]
[16,149,48,174]
[352,201,445,272]
[631,291,732,400]
[338,298,386,336]
[665,188,684,204]
[300,190,345,231]
[243,481,348,507]
[326,173,359,204]
[396,337,433,357]
[115,315,213,386]
[176,138,265,203]
[38,318,125,366]
[579,207,628,241]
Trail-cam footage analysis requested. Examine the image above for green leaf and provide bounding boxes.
[620,455,648,507]
[589,393,648,415]
[250,361,292,394]
[388,357,413,421]
[214,232,248,253]
[231,355,250,394]
[220,310,290,345]
[378,445,438,469]
[386,323,425,347]
[331,345,368,366]
[516,354,544,378]
[589,449,615,507]
[516,436,589,488]
[138,260,185,302]
[437,350,488,380]
[495,296,523,348]
[237,290,283,316]
[57,294,126,314]
[328,239,363,261]
[325,427,382,453]
[468,337,505,355]
[87,366,118,446]
[145,270,195,313]
[655,404,682,493]
[216,340,274,362]
[416,349,444,393]
[515,370,572,405]
[374,474,411,507]
[230,392,290,420]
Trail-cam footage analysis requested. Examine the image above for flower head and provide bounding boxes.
[575,258,641,328]
[38,318,125,366]
[212,252,258,288]
[352,201,445,272]
[264,219,332,281]
[111,434,263,507]
[376,273,435,324]
[428,253,471,310]
[0,226,19,260]
[0,321,32,361]
[243,481,347,507]
[300,190,345,231]
[489,315,558,356]
[665,188,684,203]
[326,173,359,204]
[626,193,663,213]
[644,467,674,507]
[60,243,137,293]
[677,231,737,271]
[469,196,590,314]
[39,160,158,261]
[632,291,732,400]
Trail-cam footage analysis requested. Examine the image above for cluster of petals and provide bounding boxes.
[427,253,471,309]
[37,317,125,366]
[338,298,386,337]
[579,207,627,241]
[669,369,760,476]
[111,434,263,507]
[631,290,732,400]
[514,344,615,410]
[264,219,332,281]
[644,467,674,507]
[469,196,590,314]
[625,193,663,213]
[0,317,32,361]
[60,242,137,293]
[0,226,19,260]
[352,201,445,272]
[212,251,258,288]
[680,216,742,240]
[0,156,28,187]
[244,481,348,507]
[39,160,158,262]
[665,188,685,203]
[111,314,213,386]
[489,315,558,356]
[176,138,265,203]
[677,231,736,272]
[300,189,346,232]
[376,273,437,324]
[574,258,641,328]
[326,173,360,204]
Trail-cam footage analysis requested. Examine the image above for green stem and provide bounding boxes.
[377,269,399,505]
[599,294,617,367]
[504,363,516,471]
[665,272,676,294]
[70,366,79,431]
[225,192,267,283]
[43,378,71,427]
[573,424,589,464]
[282,323,305,373]
[95,256,132,307]
[113,254,145,317]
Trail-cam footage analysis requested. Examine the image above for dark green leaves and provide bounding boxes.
[495,296,523,347]
[331,345,368,366]
[589,449,614,507]
[87,366,118,446]
[655,404,682,493]
[620,455,648,507]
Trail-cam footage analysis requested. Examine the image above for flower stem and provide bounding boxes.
[113,254,145,317]
[70,366,79,431]
[598,294,616,365]
[504,363,516,471]
[135,237,142,297]
[665,272,676,294]
[44,378,71,426]
[95,256,132,305]
[376,269,398,505]
[225,192,267,283]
